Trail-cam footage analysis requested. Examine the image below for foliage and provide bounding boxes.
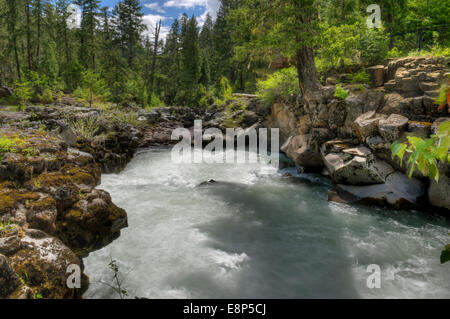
[75,70,110,107]
[318,23,360,69]
[11,82,33,105]
[334,85,349,100]
[391,122,450,182]
[256,68,299,106]
[349,69,371,85]
[435,83,449,112]
[0,218,15,236]
[70,117,99,139]
[358,26,389,65]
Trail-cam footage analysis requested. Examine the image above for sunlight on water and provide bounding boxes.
[84,148,450,299]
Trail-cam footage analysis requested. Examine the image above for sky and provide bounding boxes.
[98,0,221,40]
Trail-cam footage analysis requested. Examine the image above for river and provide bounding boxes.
[83,147,450,299]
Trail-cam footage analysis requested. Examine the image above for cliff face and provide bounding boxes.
[0,127,128,298]
[268,56,450,211]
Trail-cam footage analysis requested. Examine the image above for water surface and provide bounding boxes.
[84,148,450,299]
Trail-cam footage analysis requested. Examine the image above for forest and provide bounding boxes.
[0,0,448,108]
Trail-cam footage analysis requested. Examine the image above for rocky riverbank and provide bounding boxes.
[0,92,266,298]
[269,56,450,211]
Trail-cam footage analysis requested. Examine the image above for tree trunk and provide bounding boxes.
[25,0,32,72]
[149,20,161,95]
[296,45,321,98]
[35,0,42,70]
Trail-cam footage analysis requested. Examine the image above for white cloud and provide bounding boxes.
[67,4,81,29]
[163,0,205,9]
[143,14,170,41]
[144,2,166,13]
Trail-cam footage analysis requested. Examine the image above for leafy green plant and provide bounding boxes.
[0,218,16,236]
[12,82,33,106]
[392,122,450,182]
[349,69,371,85]
[358,25,389,65]
[256,67,300,106]
[75,70,110,108]
[334,85,349,100]
[435,82,449,112]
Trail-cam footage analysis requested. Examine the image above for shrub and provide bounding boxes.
[75,70,110,107]
[38,88,54,104]
[358,26,389,65]
[256,67,300,106]
[334,85,349,100]
[71,117,99,139]
[318,23,360,69]
[349,69,371,85]
[12,82,33,106]
[391,121,450,182]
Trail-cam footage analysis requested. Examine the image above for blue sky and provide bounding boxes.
[99,0,220,39]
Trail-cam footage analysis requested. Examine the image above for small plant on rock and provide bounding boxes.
[334,85,349,100]
[0,218,16,236]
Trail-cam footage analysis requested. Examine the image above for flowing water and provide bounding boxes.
[84,148,450,299]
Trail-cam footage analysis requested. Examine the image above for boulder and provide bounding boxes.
[281,134,323,169]
[328,172,425,209]
[322,150,394,185]
[0,254,22,298]
[354,111,384,141]
[378,114,409,142]
[428,164,450,211]
[8,229,82,299]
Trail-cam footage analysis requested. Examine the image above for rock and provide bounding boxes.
[406,121,432,138]
[56,189,128,257]
[241,111,260,127]
[381,93,416,117]
[326,77,338,86]
[354,111,384,141]
[0,254,22,298]
[428,164,450,211]
[268,104,298,145]
[0,86,13,98]
[367,65,385,87]
[280,134,323,169]
[378,114,409,142]
[328,172,425,209]
[322,149,394,185]
[8,229,82,299]
[57,125,77,147]
[431,117,450,135]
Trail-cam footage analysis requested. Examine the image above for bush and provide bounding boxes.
[358,26,389,65]
[318,23,360,69]
[256,67,300,106]
[71,117,99,139]
[349,69,371,85]
[75,70,110,107]
[11,82,33,106]
[334,85,349,100]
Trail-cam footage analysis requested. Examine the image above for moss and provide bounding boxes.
[0,190,40,213]
[66,209,83,219]
[26,196,56,211]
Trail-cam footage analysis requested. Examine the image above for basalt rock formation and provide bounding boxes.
[268,56,449,211]
[0,127,127,298]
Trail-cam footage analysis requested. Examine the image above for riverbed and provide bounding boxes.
[84,148,450,299]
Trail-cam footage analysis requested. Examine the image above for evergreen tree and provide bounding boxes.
[112,0,146,67]
[179,15,201,106]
